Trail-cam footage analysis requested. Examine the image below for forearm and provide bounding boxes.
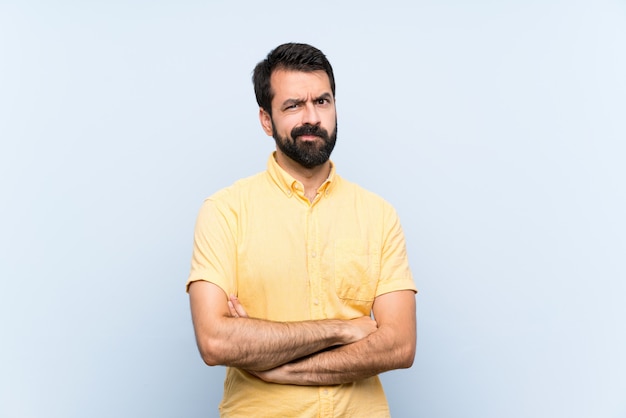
[251,290,417,385]
[199,315,352,371]
[191,284,377,371]
[256,324,415,385]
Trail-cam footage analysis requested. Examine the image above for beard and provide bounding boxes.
[272,121,337,169]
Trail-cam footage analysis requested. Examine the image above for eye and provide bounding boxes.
[316,98,329,105]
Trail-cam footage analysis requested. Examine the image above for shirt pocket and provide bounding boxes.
[334,239,380,302]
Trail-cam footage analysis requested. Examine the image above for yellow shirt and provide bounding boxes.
[187,153,416,418]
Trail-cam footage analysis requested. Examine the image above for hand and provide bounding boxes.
[228,295,249,318]
[247,362,294,385]
[345,316,378,343]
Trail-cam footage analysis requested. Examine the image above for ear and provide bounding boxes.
[259,108,273,136]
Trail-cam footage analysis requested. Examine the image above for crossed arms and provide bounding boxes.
[189,280,416,385]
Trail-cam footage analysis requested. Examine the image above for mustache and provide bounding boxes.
[291,124,329,140]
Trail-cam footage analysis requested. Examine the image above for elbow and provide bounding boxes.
[198,338,226,367]
[201,354,221,367]
[399,352,415,369]
[194,317,239,367]
[398,326,417,369]
[397,342,416,369]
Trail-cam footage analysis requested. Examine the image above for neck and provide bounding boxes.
[275,150,331,201]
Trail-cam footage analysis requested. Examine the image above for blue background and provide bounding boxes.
[1,1,625,417]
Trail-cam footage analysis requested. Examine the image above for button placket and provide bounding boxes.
[307,204,323,319]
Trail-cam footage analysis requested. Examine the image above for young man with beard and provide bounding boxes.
[187,43,417,417]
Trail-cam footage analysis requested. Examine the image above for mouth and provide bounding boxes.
[298,134,321,142]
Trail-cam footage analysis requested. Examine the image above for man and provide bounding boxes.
[187,43,417,417]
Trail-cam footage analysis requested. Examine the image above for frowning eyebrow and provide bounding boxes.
[281,93,334,108]
[315,93,333,102]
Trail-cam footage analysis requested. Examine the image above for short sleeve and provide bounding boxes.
[375,205,417,297]
[186,197,237,296]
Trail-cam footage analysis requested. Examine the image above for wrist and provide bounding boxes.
[330,319,354,345]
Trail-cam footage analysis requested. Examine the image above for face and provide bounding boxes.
[260,69,337,169]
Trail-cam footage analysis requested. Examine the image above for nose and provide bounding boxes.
[302,102,321,126]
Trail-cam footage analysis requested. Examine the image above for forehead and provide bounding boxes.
[270,69,332,101]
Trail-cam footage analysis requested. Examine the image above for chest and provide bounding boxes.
[235,198,383,320]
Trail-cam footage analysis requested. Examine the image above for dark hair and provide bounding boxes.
[252,43,335,115]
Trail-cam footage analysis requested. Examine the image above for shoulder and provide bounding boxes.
[334,175,397,213]
[191,167,276,235]
[194,171,269,222]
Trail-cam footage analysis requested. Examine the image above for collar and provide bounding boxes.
[266,152,337,199]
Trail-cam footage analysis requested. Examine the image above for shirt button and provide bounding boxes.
[313,299,319,305]
[323,389,328,395]
[311,251,317,258]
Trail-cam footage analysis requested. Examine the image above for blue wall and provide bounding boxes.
[1,1,625,417]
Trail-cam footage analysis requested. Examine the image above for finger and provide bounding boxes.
[227,300,239,317]
[229,295,250,318]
